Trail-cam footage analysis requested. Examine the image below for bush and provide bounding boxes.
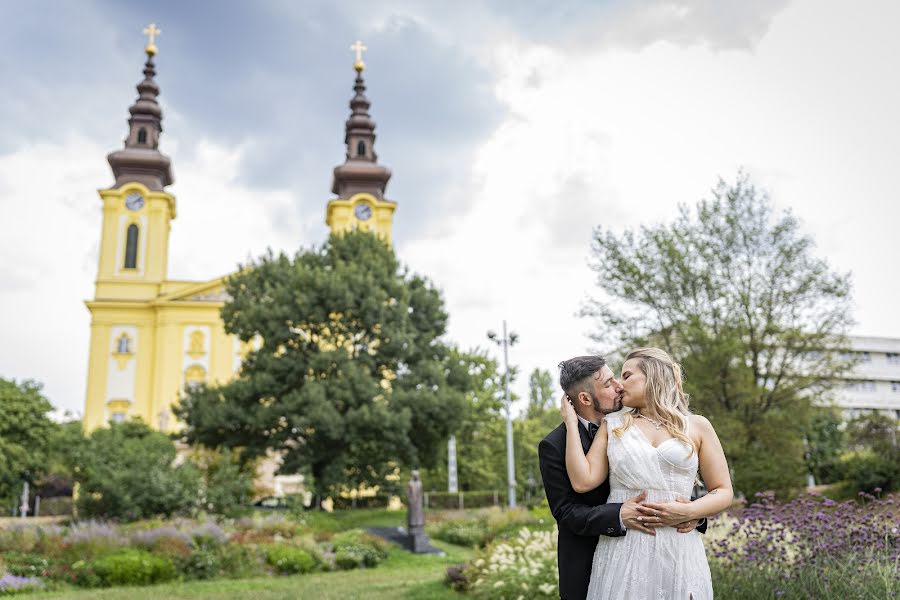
[75,420,200,521]
[329,529,389,569]
[264,545,317,575]
[841,450,900,494]
[461,527,559,598]
[0,572,44,595]
[64,521,125,559]
[2,552,50,579]
[84,549,177,587]
[191,448,254,517]
[432,520,488,547]
[131,526,193,558]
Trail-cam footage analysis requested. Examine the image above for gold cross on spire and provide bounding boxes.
[143,23,161,56]
[350,40,367,72]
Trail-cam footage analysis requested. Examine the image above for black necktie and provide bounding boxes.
[588,423,599,439]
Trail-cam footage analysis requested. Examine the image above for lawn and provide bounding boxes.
[15,536,472,599]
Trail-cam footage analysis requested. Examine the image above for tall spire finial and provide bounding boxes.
[350,40,367,72]
[143,23,161,56]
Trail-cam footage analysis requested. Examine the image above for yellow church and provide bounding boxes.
[83,31,397,432]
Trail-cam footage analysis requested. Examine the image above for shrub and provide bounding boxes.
[461,527,559,598]
[431,519,488,547]
[74,420,200,521]
[0,572,44,595]
[131,526,193,558]
[264,545,317,575]
[64,521,125,559]
[2,553,50,579]
[329,529,389,570]
[841,450,900,494]
[191,448,254,517]
[189,522,228,549]
[86,549,177,587]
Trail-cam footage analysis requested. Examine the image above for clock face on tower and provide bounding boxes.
[125,192,145,211]
[354,203,373,221]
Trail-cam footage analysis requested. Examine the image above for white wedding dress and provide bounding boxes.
[586,411,713,599]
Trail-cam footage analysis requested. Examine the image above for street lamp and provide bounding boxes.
[488,320,518,508]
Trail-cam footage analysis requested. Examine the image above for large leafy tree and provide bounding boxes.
[75,420,200,520]
[178,232,465,498]
[0,378,58,501]
[585,173,854,495]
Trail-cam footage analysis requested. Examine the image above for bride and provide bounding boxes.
[561,347,733,599]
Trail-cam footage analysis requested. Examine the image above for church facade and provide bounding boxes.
[83,38,396,432]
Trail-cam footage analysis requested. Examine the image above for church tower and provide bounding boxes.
[95,25,176,301]
[325,42,397,242]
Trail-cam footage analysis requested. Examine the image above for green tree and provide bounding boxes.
[75,420,199,520]
[804,408,846,484]
[526,368,555,419]
[0,378,58,501]
[585,173,854,496]
[420,348,507,492]
[177,232,466,499]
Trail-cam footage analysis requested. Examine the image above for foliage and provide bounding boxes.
[189,448,254,517]
[840,413,900,493]
[421,348,509,493]
[711,491,898,590]
[459,527,559,598]
[74,420,201,520]
[526,368,555,419]
[63,521,126,559]
[178,231,466,499]
[0,572,43,595]
[329,529,390,569]
[0,378,59,501]
[264,545,317,574]
[79,549,177,587]
[803,408,846,484]
[430,507,539,548]
[584,173,855,496]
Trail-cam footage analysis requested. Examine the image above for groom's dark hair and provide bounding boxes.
[558,355,607,398]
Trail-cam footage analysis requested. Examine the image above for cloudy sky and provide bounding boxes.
[2,0,898,417]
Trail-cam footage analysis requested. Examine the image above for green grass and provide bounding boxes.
[18,540,473,600]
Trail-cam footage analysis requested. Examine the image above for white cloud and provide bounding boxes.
[400,0,900,414]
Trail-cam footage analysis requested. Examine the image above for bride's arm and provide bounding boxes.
[560,394,609,493]
[686,415,733,518]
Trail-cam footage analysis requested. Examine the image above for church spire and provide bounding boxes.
[107,23,174,191]
[331,41,392,200]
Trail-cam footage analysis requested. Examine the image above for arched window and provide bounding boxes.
[137,127,148,144]
[124,223,139,269]
[357,140,366,157]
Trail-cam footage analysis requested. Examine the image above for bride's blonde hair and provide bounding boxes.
[612,347,694,454]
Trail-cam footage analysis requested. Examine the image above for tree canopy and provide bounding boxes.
[585,173,855,495]
[177,232,466,498]
[0,378,58,501]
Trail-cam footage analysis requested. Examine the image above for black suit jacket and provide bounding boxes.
[538,422,624,600]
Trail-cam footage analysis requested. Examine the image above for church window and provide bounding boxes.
[124,223,139,269]
[188,330,206,358]
[111,411,127,424]
[116,333,132,354]
[357,140,366,157]
[137,127,147,144]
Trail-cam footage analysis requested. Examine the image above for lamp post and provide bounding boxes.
[488,321,518,508]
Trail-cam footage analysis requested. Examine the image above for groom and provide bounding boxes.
[538,355,703,600]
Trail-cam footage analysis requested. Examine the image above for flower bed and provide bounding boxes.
[452,493,899,599]
[0,514,393,591]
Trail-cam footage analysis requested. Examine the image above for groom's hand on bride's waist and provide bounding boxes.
[619,490,656,536]
[636,497,700,531]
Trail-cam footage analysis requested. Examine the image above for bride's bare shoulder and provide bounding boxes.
[688,414,713,429]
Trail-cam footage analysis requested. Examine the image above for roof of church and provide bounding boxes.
[106,41,174,191]
[331,59,392,200]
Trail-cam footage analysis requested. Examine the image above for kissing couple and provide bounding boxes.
[539,348,733,599]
